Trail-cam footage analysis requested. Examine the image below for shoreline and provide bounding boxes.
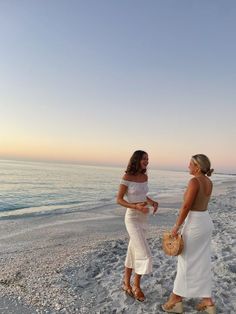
[0,172,234,221]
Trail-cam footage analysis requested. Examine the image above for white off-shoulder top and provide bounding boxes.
[120,179,148,203]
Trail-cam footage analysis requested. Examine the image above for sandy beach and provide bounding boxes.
[0,179,235,313]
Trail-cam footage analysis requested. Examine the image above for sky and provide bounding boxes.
[0,0,236,173]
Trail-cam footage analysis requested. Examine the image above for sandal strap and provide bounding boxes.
[165,301,177,310]
[196,302,214,311]
[122,284,132,292]
[163,300,182,310]
[132,286,145,300]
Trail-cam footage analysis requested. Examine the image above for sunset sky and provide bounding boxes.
[1,1,235,173]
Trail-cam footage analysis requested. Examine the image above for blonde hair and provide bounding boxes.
[192,154,214,177]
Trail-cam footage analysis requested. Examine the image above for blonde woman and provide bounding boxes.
[117,150,158,302]
[162,154,216,314]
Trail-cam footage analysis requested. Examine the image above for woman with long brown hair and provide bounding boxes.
[117,150,158,302]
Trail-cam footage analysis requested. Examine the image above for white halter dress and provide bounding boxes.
[173,179,214,297]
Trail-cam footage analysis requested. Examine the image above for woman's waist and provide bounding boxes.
[125,207,148,220]
[188,210,210,217]
[126,196,147,203]
[184,210,212,225]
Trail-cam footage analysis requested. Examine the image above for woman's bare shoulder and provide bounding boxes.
[122,173,133,181]
[205,176,213,185]
[188,177,200,189]
[122,173,147,182]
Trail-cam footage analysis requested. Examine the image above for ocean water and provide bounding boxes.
[0,159,233,218]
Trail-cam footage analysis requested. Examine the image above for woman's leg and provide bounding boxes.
[196,298,216,313]
[162,293,183,312]
[133,273,141,288]
[122,266,133,296]
[197,297,215,307]
[125,223,152,275]
[124,267,132,286]
[166,292,183,303]
[132,273,145,302]
[124,217,152,301]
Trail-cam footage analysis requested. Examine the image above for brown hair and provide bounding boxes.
[192,154,214,177]
[125,150,147,175]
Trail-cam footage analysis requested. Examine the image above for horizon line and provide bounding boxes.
[0,157,235,176]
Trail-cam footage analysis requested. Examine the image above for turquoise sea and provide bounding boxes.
[0,159,233,218]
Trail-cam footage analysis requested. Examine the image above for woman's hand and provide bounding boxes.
[171,224,180,237]
[135,202,149,214]
[152,201,158,215]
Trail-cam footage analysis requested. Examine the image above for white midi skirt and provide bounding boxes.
[173,210,214,298]
[124,209,152,275]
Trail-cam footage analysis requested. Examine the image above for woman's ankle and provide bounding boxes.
[133,284,141,289]
[171,293,182,302]
[201,298,214,306]
[123,280,131,287]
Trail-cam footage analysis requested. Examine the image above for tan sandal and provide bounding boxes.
[122,283,133,297]
[196,302,216,314]
[162,300,183,313]
[132,286,145,302]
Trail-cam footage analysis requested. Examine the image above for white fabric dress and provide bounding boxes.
[173,180,214,298]
[121,179,152,275]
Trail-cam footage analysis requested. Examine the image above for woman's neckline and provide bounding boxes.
[123,179,147,183]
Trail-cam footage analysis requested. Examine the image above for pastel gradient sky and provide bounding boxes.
[0,1,235,173]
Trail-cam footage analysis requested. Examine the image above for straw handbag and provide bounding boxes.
[162,231,184,256]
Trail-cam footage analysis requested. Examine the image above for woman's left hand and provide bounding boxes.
[152,201,158,215]
[171,224,179,237]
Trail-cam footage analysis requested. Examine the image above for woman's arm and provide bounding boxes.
[171,178,199,236]
[146,196,159,214]
[116,184,149,213]
[117,184,136,209]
